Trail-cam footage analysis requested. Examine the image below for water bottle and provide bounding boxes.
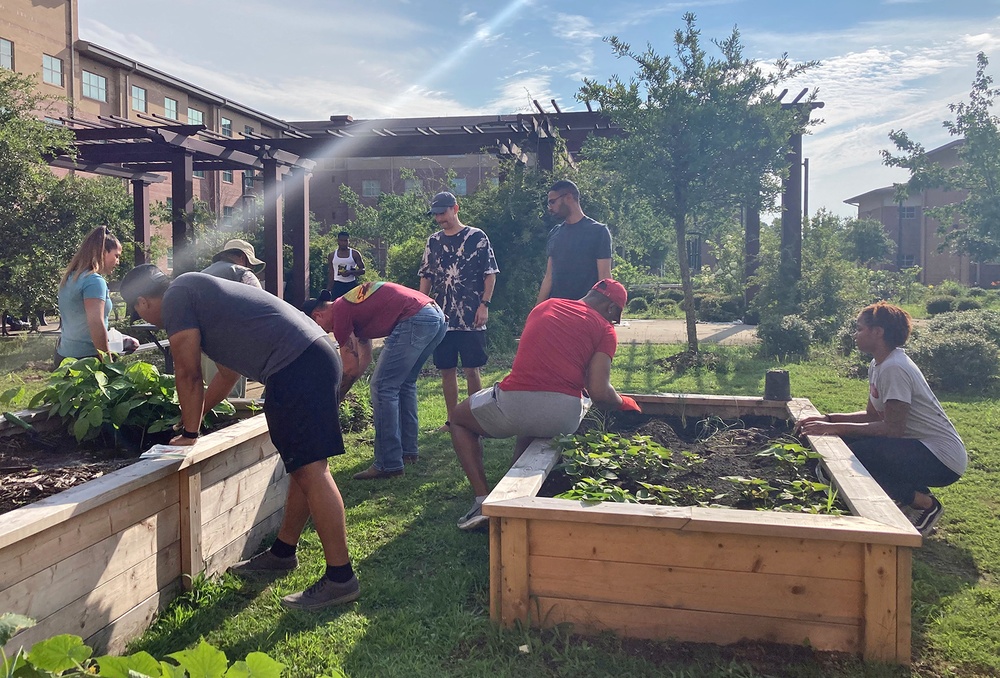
[108,328,124,353]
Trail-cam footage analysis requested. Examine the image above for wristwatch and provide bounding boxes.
[481,300,491,308]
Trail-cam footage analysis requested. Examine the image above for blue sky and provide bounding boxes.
[79,0,1000,217]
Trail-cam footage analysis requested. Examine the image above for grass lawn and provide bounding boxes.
[4,338,998,676]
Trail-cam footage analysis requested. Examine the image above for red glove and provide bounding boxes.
[619,396,642,412]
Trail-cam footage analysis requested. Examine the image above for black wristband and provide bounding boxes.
[180,429,200,439]
[481,300,491,308]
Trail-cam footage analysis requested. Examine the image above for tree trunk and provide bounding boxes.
[674,213,699,354]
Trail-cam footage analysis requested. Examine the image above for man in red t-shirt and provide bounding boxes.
[449,279,641,530]
[304,282,447,479]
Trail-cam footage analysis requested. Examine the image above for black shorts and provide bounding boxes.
[264,337,345,473]
[330,280,359,299]
[433,330,488,370]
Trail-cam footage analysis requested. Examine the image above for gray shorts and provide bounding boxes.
[468,385,590,439]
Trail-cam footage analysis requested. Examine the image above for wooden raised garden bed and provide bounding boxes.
[0,406,285,656]
[483,394,921,665]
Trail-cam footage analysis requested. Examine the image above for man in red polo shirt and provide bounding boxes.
[304,282,447,479]
[448,279,640,530]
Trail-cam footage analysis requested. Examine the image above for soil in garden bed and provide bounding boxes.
[539,412,845,512]
[0,418,242,516]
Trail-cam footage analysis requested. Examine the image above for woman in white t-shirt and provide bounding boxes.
[796,302,966,536]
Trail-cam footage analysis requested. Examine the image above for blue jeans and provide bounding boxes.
[370,304,447,471]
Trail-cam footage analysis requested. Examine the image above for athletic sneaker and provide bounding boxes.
[229,550,297,575]
[281,574,361,610]
[910,496,944,536]
[814,463,830,486]
[457,500,488,531]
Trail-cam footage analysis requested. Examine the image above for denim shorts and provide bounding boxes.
[469,385,589,439]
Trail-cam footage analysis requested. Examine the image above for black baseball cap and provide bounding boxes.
[427,191,457,215]
[301,288,333,317]
[120,264,170,321]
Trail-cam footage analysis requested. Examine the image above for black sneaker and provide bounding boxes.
[281,574,360,610]
[229,550,298,575]
[814,463,830,486]
[910,496,944,536]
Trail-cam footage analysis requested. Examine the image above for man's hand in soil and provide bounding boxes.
[619,396,642,412]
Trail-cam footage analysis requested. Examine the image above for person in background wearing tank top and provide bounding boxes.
[327,231,366,299]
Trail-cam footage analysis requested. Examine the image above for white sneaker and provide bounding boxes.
[457,500,488,531]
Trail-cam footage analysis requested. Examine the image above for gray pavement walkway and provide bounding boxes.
[615,319,758,345]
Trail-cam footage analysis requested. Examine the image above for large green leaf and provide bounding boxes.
[0,613,34,646]
[224,652,285,678]
[0,385,25,406]
[26,633,93,673]
[73,414,92,441]
[97,650,162,678]
[168,640,229,678]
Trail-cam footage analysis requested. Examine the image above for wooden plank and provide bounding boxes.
[84,580,183,655]
[896,547,913,665]
[486,440,560,502]
[3,542,181,656]
[489,515,502,622]
[529,554,863,625]
[527,520,864,581]
[0,508,179,620]
[203,504,284,577]
[0,459,180,549]
[0,475,179,590]
[199,434,277,489]
[862,544,899,662]
[200,454,283,522]
[532,596,860,653]
[179,468,202,591]
[200,478,287,559]
[629,393,791,421]
[499,518,529,626]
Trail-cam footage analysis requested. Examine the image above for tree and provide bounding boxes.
[579,13,815,352]
[883,52,1000,262]
[840,217,895,266]
[0,70,132,323]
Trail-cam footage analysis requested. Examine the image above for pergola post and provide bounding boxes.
[779,131,803,304]
[261,157,284,298]
[131,179,151,266]
[285,166,311,306]
[744,204,761,311]
[171,152,195,275]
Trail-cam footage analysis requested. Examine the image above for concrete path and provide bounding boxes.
[616,319,758,346]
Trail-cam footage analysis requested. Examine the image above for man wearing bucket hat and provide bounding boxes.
[119,264,360,610]
[201,239,265,288]
[199,239,265,396]
[448,279,641,530]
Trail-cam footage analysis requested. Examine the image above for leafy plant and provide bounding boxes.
[23,357,235,447]
[0,614,289,678]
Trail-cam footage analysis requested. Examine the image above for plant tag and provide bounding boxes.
[140,444,190,459]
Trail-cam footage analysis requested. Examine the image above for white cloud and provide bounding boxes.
[552,14,602,42]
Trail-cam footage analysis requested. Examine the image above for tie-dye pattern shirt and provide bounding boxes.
[418,225,500,331]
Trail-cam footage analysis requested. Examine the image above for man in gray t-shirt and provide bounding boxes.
[120,265,362,611]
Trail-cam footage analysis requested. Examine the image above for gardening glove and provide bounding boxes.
[619,395,642,412]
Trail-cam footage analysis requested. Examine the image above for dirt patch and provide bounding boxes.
[0,428,138,515]
[540,412,841,512]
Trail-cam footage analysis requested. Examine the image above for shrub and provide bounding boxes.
[934,279,966,297]
[664,288,685,303]
[956,298,982,311]
[908,331,999,392]
[926,296,956,315]
[695,294,744,322]
[385,235,426,290]
[927,309,1000,348]
[968,286,988,297]
[757,314,813,359]
[627,297,649,313]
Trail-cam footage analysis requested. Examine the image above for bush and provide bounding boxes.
[757,314,813,359]
[926,296,956,315]
[695,294,744,322]
[627,297,649,313]
[664,288,685,303]
[968,286,988,297]
[908,331,999,392]
[385,235,426,290]
[956,298,982,311]
[934,279,966,296]
[927,309,1000,348]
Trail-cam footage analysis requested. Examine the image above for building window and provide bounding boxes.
[488,177,499,189]
[900,206,917,220]
[1,38,13,70]
[362,180,380,198]
[82,71,107,101]
[222,169,233,183]
[451,177,467,196]
[243,172,255,193]
[404,179,422,194]
[43,117,63,126]
[131,85,147,112]
[221,117,232,137]
[42,54,63,87]
[243,124,255,137]
[164,97,178,120]
[192,170,204,179]
[187,107,204,126]
[902,255,916,268]
[222,206,234,224]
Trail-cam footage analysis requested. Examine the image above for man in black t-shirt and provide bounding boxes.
[536,180,613,304]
